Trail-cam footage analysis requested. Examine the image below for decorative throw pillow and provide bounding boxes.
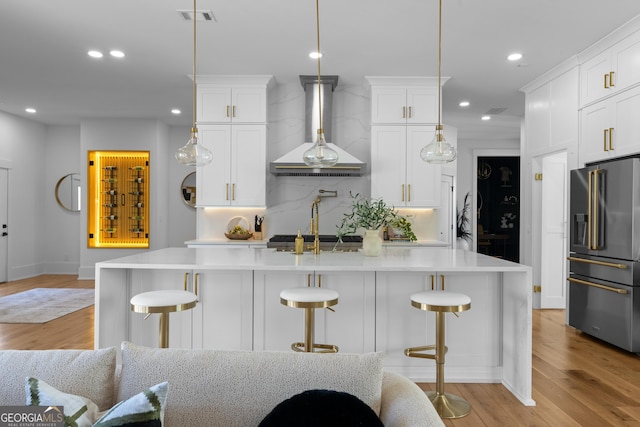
[26,377,168,427]
[259,389,384,427]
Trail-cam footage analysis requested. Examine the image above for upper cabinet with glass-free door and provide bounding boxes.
[195,76,273,207]
[197,76,273,124]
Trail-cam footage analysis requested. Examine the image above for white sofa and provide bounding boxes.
[0,342,444,426]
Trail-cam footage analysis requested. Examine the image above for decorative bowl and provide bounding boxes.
[224,232,253,240]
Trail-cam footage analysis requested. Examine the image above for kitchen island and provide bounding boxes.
[95,246,534,406]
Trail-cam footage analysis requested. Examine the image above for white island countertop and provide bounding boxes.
[97,246,528,273]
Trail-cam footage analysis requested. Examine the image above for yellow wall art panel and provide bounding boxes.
[88,151,150,248]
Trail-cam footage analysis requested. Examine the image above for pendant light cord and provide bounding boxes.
[192,0,198,129]
[315,0,322,133]
[437,0,442,128]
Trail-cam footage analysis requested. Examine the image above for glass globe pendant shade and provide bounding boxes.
[175,127,213,167]
[420,125,457,164]
[303,129,339,167]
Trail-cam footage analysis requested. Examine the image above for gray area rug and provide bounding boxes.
[0,288,94,323]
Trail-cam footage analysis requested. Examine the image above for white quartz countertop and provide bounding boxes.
[96,246,530,273]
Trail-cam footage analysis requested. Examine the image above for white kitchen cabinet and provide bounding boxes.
[375,271,500,376]
[253,269,376,354]
[196,124,266,207]
[191,269,253,350]
[370,86,438,124]
[580,30,640,107]
[196,76,273,124]
[580,84,640,163]
[128,269,252,351]
[371,125,441,207]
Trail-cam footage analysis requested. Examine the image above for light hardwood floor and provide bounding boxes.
[1,274,640,426]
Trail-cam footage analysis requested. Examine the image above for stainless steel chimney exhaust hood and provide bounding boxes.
[270,75,366,177]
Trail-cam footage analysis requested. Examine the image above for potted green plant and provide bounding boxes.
[336,193,415,256]
[457,192,472,249]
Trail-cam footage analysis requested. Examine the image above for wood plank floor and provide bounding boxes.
[1,274,640,425]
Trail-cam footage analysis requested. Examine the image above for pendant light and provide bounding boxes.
[175,0,213,167]
[420,0,456,164]
[302,0,339,168]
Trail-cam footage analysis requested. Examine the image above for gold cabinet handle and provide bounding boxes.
[401,184,405,202]
[232,183,235,200]
[194,273,200,297]
[307,274,312,287]
[440,274,445,290]
[609,71,615,87]
[232,105,236,118]
[408,184,411,202]
[183,272,189,291]
[402,106,406,119]
[317,274,322,288]
[567,277,628,294]
[567,256,627,269]
[603,129,609,151]
[609,127,614,151]
[408,106,412,119]
[226,183,229,200]
[226,105,230,117]
[430,274,435,290]
[604,73,609,89]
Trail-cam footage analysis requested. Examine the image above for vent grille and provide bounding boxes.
[177,10,216,21]
[485,107,507,115]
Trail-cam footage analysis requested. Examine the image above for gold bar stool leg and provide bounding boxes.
[404,290,471,419]
[304,307,314,352]
[159,312,169,349]
[426,311,471,419]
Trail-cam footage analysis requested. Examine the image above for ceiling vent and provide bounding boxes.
[177,10,216,21]
[485,107,507,115]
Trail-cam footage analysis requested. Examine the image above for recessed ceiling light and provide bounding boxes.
[110,50,125,58]
[481,115,491,121]
[25,107,36,114]
[459,101,470,107]
[309,52,323,59]
[88,50,103,58]
[507,53,523,61]
[171,109,181,115]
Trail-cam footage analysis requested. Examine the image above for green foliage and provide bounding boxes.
[336,192,416,241]
[457,192,472,241]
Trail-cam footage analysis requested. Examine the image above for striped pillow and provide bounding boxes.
[26,377,168,427]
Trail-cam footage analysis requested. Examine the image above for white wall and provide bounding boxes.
[0,111,47,280]
[45,125,81,274]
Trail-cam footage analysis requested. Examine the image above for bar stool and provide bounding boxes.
[404,290,471,419]
[130,290,198,348]
[280,287,339,353]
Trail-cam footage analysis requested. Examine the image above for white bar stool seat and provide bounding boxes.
[280,287,339,353]
[130,290,198,348]
[405,290,471,419]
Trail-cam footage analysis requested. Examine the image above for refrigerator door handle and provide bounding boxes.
[588,169,605,250]
[567,277,628,294]
[567,256,627,270]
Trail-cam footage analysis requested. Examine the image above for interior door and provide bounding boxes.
[0,169,8,283]
[540,152,567,308]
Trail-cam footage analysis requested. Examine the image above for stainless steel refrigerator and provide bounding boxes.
[568,157,640,352]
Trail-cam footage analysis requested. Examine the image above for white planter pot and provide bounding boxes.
[456,237,470,250]
[363,229,383,256]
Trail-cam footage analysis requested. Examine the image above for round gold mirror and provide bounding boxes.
[55,173,81,212]
[181,172,196,208]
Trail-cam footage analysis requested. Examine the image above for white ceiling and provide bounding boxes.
[2,0,640,143]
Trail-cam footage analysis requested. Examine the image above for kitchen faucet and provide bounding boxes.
[310,190,337,254]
